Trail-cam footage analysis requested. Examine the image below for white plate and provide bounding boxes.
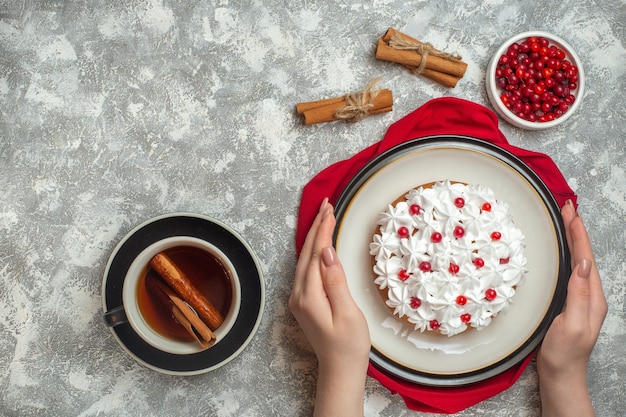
[334,136,569,386]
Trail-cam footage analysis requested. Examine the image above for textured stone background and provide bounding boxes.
[0,1,624,416]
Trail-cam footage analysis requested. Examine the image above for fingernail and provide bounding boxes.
[319,197,329,213]
[322,246,337,267]
[578,258,591,279]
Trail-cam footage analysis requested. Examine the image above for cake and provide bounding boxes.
[369,180,527,337]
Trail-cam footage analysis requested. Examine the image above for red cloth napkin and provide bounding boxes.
[295,96,577,414]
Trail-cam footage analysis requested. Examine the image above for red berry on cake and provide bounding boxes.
[398,226,410,238]
[429,320,441,330]
[419,261,432,272]
[460,313,472,323]
[490,231,502,240]
[453,225,465,238]
[499,257,510,264]
[485,288,497,301]
[454,197,465,208]
[409,204,421,215]
[482,202,492,212]
[473,257,485,268]
[398,269,410,281]
[448,263,460,274]
[431,232,443,242]
[410,297,421,309]
[456,295,467,305]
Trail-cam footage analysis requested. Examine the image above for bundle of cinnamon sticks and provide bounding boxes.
[147,252,224,349]
[296,80,393,125]
[375,28,467,88]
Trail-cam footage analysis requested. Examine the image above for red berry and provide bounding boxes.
[454,197,465,208]
[398,226,410,238]
[499,257,510,264]
[448,263,460,274]
[485,288,497,301]
[398,269,410,281]
[490,231,502,240]
[419,261,432,272]
[453,225,465,239]
[481,202,492,212]
[409,204,421,215]
[410,297,421,309]
[429,320,441,330]
[473,257,485,268]
[460,313,472,323]
[456,295,467,306]
[431,232,442,243]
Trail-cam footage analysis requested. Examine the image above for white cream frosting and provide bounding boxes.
[370,180,527,337]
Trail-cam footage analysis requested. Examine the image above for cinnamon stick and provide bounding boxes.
[296,88,393,125]
[296,96,345,115]
[146,274,217,349]
[376,28,467,88]
[149,252,224,331]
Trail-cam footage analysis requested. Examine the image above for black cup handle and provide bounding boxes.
[103,305,128,327]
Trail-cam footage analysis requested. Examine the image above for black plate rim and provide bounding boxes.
[101,212,265,376]
[332,135,570,387]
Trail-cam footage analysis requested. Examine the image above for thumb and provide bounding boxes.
[562,258,592,325]
[320,247,355,309]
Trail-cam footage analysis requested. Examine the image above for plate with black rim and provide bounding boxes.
[333,136,569,386]
[101,212,265,375]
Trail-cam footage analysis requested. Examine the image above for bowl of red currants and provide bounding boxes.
[486,31,584,130]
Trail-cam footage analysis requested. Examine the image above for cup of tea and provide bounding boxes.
[104,236,241,355]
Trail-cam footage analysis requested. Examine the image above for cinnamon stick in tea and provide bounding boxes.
[296,84,393,125]
[146,274,217,348]
[376,28,467,88]
[150,252,224,331]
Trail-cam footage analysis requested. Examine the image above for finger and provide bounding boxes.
[298,201,334,298]
[561,200,577,269]
[294,198,329,292]
[567,214,608,332]
[320,246,355,311]
[561,260,592,327]
[568,214,592,270]
[312,202,336,256]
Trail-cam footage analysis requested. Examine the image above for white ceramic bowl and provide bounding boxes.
[486,31,585,130]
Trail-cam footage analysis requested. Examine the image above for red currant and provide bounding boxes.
[485,288,497,301]
[410,297,421,309]
[454,197,465,208]
[448,263,460,274]
[499,257,510,264]
[419,261,432,272]
[429,320,441,330]
[473,257,485,268]
[460,313,472,323]
[409,204,421,215]
[398,269,410,281]
[481,202,492,212]
[490,231,502,240]
[453,226,465,238]
[431,232,443,243]
[456,295,467,306]
[398,226,409,238]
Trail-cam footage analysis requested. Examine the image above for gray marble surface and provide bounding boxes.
[1,1,625,416]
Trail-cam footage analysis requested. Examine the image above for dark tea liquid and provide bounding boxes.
[136,246,233,342]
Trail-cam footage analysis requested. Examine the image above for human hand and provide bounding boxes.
[537,200,608,417]
[289,198,370,417]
